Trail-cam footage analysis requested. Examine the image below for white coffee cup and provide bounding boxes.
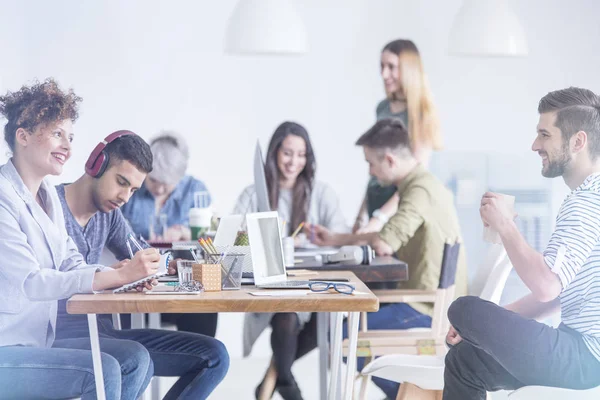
[482,194,515,244]
[282,237,295,266]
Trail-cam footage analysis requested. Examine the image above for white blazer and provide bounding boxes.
[0,159,109,348]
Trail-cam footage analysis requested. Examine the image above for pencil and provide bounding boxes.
[207,237,218,254]
[291,222,305,238]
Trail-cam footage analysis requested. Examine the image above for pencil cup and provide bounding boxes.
[220,253,245,290]
[192,263,222,291]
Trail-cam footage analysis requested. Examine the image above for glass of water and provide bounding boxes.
[150,213,167,240]
[177,260,195,285]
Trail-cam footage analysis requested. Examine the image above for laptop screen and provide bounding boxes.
[246,211,286,285]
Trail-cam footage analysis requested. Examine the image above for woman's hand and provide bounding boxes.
[304,223,337,246]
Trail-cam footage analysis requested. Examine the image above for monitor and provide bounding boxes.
[246,211,287,285]
[254,140,271,212]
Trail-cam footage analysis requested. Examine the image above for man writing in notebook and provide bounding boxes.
[55,131,229,399]
[307,118,468,398]
[442,88,600,399]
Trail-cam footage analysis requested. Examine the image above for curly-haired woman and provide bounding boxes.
[0,79,159,400]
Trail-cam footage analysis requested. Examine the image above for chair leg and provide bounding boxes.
[395,383,442,400]
[358,374,371,400]
[258,358,277,400]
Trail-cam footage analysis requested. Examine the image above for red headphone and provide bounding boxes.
[85,130,136,178]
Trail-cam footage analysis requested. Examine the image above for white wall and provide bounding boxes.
[1,0,599,356]
[2,0,599,221]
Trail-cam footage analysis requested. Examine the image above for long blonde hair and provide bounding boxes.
[382,39,442,151]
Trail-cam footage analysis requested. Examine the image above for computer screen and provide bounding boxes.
[246,211,286,285]
[254,140,271,212]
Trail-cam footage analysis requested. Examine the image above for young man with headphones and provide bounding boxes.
[54,130,229,399]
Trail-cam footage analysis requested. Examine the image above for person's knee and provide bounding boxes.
[85,354,121,397]
[271,313,300,334]
[448,295,481,328]
[117,340,152,376]
[210,339,230,379]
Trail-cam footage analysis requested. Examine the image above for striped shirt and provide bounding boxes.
[544,173,600,361]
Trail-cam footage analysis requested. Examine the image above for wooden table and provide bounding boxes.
[68,271,378,400]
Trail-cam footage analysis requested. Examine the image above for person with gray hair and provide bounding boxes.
[122,131,218,338]
[122,131,211,241]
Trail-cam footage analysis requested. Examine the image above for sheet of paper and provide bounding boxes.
[249,290,311,297]
[287,270,318,276]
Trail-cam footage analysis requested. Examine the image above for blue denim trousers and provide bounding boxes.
[343,303,432,399]
[53,314,230,400]
[0,336,153,400]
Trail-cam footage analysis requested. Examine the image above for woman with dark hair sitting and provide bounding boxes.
[234,121,348,400]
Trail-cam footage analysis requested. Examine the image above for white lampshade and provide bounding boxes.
[225,0,308,55]
[448,0,528,57]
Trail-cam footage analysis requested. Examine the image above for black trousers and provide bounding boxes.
[443,296,600,400]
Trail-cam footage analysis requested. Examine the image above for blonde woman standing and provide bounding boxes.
[354,39,442,233]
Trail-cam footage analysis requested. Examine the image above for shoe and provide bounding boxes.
[276,380,304,400]
[255,379,275,400]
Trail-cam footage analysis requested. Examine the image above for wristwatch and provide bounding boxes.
[372,209,389,224]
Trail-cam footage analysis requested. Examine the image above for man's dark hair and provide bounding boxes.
[105,134,153,173]
[538,87,600,159]
[355,118,412,156]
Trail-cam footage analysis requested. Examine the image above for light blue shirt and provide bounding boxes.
[0,159,108,348]
[122,175,211,239]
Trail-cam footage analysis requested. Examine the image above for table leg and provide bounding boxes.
[130,314,149,400]
[317,312,329,400]
[131,313,145,329]
[344,312,360,399]
[328,312,343,400]
[112,314,122,330]
[148,313,161,400]
[88,314,106,400]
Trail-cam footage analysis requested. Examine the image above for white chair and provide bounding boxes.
[507,385,600,399]
[361,244,512,400]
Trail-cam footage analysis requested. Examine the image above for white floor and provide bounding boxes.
[153,352,512,399]
[151,271,534,399]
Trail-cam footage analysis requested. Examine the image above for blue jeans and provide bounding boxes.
[343,303,432,399]
[0,337,153,400]
[56,314,229,400]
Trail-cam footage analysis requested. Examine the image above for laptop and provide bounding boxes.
[213,214,244,246]
[246,211,310,289]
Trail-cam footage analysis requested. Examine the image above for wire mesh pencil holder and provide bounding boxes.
[204,252,245,290]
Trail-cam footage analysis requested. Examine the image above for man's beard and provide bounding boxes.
[542,144,571,178]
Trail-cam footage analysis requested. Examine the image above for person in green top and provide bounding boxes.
[354,39,443,235]
[308,118,467,399]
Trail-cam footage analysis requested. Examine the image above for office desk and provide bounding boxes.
[68,271,378,400]
[289,255,408,283]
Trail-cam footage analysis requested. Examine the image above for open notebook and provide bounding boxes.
[112,252,171,293]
